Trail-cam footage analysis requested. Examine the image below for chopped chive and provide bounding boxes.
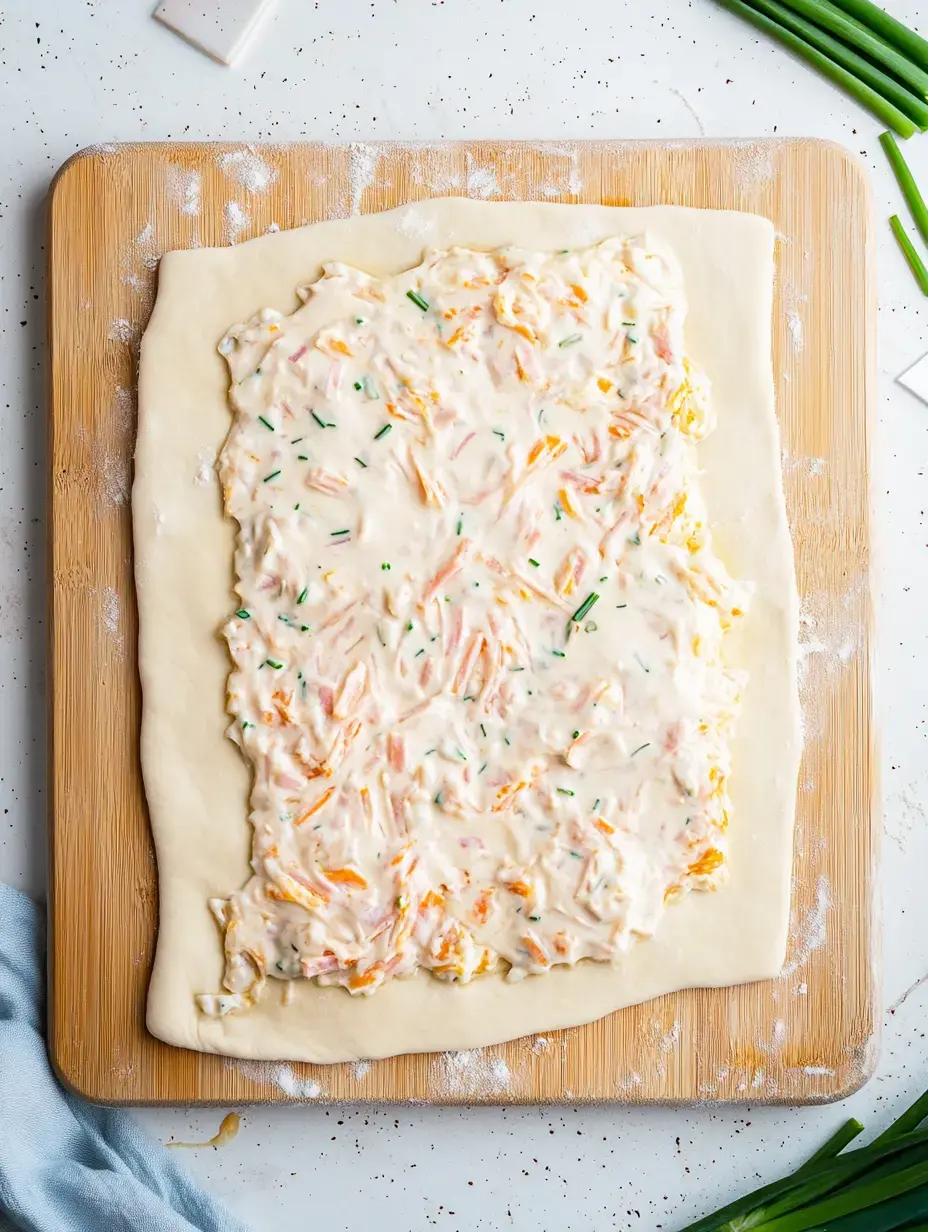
[278,613,291,624]
[558,333,582,348]
[415,648,425,657]
[355,317,365,325]
[456,748,467,761]
[235,608,250,619]
[493,429,506,441]
[631,742,651,757]
[434,791,443,805]
[297,588,308,605]
[634,652,650,673]
[572,730,580,739]
[310,411,327,429]
[353,381,363,391]
[630,533,641,546]
[331,529,350,536]
[616,603,628,609]
[552,649,566,658]
[294,503,301,511]
[456,518,463,535]
[510,666,524,672]
[593,798,601,811]
[558,787,575,797]
[406,621,414,632]
[480,724,487,737]
[528,914,541,921]
[263,470,281,482]
[291,437,304,444]
[528,558,540,567]
[258,415,274,431]
[242,720,253,729]
[504,736,511,746]
[554,503,563,521]
[479,762,488,774]
[599,575,608,582]
[407,289,430,311]
[355,456,368,468]
[381,562,391,571]
[300,624,310,632]
[264,658,283,669]
[297,454,309,461]
[374,423,392,441]
[570,851,583,859]
[376,624,385,647]
[569,592,600,627]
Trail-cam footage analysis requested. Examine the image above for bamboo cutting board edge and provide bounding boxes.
[47,138,878,1105]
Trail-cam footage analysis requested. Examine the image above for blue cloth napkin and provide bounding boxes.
[0,884,250,1232]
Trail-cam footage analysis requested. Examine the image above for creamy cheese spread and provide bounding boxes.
[197,236,750,1017]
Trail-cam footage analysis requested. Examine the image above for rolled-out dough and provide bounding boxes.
[134,199,801,1064]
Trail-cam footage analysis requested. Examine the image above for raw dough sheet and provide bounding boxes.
[134,199,801,1064]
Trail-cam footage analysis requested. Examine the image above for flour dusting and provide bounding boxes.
[802,1064,835,1076]
[353,1061,370,1080]
[224,201,250,244]
[396,206,437,241]
[782,874,831,976]
[786,309,804,353]
[217,147,277,194]
[134,222,159,270]
[166,165,201,217]
[108,318,137,344]
[797,580,863,741]
[348,142,379,216]
[431,1049,512,1097]
[225,1058,325,1100]
[530,1035,550,1055]
[195,447,217,485]
[465,153,499,200]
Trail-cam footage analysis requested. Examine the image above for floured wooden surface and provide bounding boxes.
[48,140,877,1103]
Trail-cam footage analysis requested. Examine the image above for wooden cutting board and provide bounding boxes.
[48,140,877,1105]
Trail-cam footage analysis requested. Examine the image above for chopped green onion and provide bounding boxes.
[746,0,928,129]
[479,762,488,774]
[374,423,392,441]
[557,787,575,796]
[493,429,506,441]
[572,730,580,739]
[456,518,463,535]
[296,588,308,604]
[355,317,365,325]
[241,720,253,729]
[528,558,540,567]
[881,131,928,248]
[406,289,430,311]
[353,381,363,391]
[300,624,310,632]
[558,333,582,348]
[406,621,414,632]
[235,608,250,619]
[569,592,600,627]
[528,914,541,922]
[554,503,563,521]
[258,415,274,431]
[889,215,928,294]
[712,0,919,137]
[263,470,281,482]
[264,658,283,669]
[278,613,291,624]
[634,652,650,673]
[297,454,309,461]
[331,528,350,536]
[480,724,487,737]
[830,0,928,69]
[630,742,651,757]
[381,562,391,570]
[593,798,601,811]
[355,456,368,468]
[551,649,566,658]
[415,648,425,657]
[310,411,327,429]
[434,791,443,805]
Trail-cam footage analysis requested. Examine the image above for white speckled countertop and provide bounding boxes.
[2,1,928,1227]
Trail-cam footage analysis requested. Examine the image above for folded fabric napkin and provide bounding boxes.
[0,884,250,1232]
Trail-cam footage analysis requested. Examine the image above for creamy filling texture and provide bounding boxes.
[198,236,749,1016]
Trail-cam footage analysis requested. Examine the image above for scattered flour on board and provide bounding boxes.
[135,222,159,271]
[108,318,137,344]
[353,1061,371,1080]
[92,386,134,511]
[166,165,201,217]
[430,1049,512,1097]
[224,201,250,244]
[348,143,379,216]
[802,1065,835,1077]
[465,153,499,200]
[265,221,281,234]
[217,147,278,195]
[226,1059,323,1100]
[782,874,831,976]
[91,584,124,656]
[530,1035,550,1055]
[649,1018,681,1054]
[786,309,804,353]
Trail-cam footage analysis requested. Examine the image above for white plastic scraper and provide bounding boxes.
[898,352,928,408]
[153,0,277,66]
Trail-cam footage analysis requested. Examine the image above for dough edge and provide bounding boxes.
[134,199,801,1064]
